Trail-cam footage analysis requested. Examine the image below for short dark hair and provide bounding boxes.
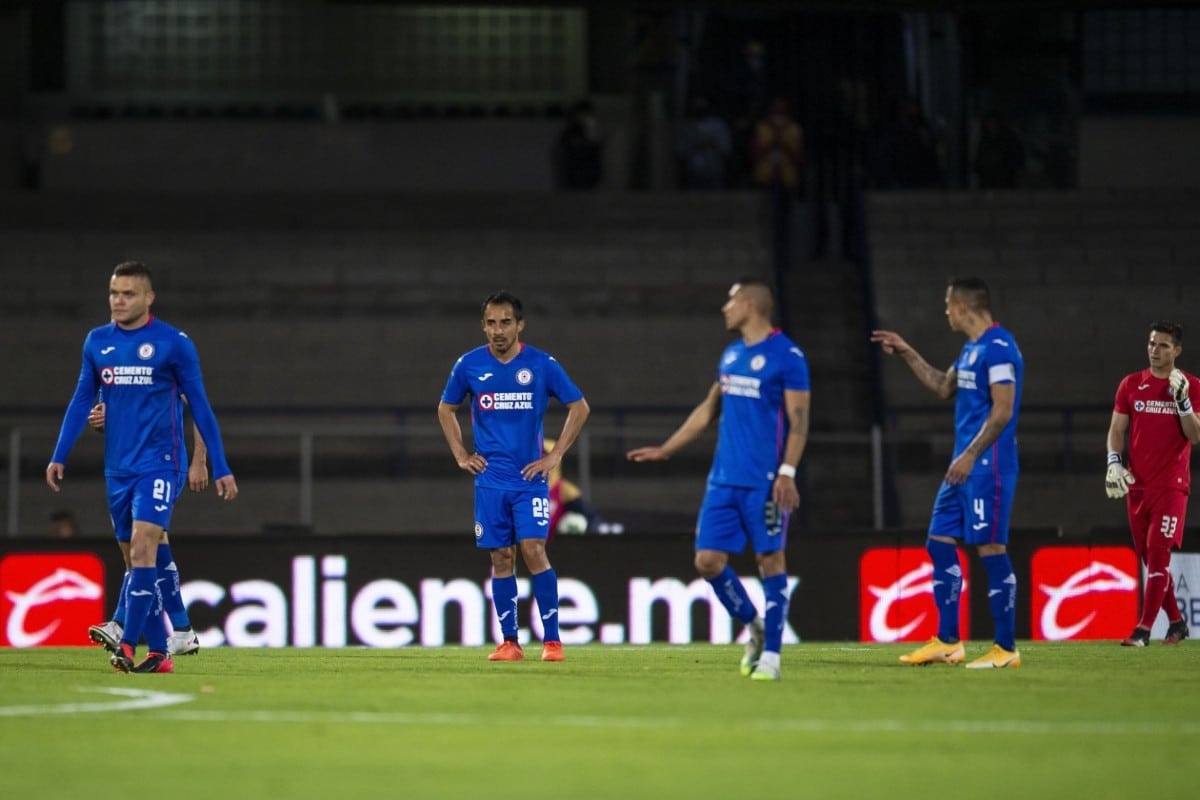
[481,290,523,320]
[732,277,774,315]
[113,260,153,286]
[948,277,990,312]
[1151,320,1184,345]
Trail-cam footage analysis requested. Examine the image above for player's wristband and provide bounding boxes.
[1178,397,1194,416]
[1107,451,1121,466]
[777,463,797,479]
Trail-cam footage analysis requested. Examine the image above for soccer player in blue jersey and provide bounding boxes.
[84,401,209,657]
[47,261,238,673]
[627,279,811,681]
[871,277,1023,668]
[438,291,590,662]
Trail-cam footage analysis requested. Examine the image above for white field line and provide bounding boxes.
[0,687,194,717]
[5,686,1197,736]
[140,708,1200,736]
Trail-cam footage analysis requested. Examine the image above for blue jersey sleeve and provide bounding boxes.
[783,344,811,391]
[173,333,232,479]
[441,357,471,405]
[983,338,1018,385]
[50,334,101,465]
[545,356,584,404]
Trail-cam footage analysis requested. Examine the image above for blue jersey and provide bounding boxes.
[441,343,584,490]
[952,323,1022,475]
[50,316,232,479]
[709,331,810,488]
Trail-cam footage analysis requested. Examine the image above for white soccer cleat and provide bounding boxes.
[88,620,123,653]
[740,617,765,677]
[167,629,200,656]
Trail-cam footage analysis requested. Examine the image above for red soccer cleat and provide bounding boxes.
[132,652,175,674]
[487,641,525,661]
[541,641,565,662]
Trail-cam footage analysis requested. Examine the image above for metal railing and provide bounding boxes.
[1,401,1131,537]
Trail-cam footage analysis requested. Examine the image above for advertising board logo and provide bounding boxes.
[0,554,106,647]
[1030,546,1138,640]
[859,547,970,643]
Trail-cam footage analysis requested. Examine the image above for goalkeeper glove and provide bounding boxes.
[1169,369,1192,415]
[1105,453,1135,499]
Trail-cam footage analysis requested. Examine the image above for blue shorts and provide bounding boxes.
[474,485,551,549]
[106,470,184,542]
[695,483,787,555]
[928,472,1017,546]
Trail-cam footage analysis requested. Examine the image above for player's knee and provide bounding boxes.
[693,550,724,578]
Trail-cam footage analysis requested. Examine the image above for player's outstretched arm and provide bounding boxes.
[627,382,721,462]
[870,329,956,399]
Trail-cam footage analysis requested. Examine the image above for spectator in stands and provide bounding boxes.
[728,40,772,187]
[677,96,733,190]
[973,113,1025,189]
[872,96,942,189]
[627,279,810,681]
[437,291,590,662]
[1104,321,1198,646]
[555,99,604,190]
[871,277,1023,669]
[749,96,804,197]
[47,510,80,539]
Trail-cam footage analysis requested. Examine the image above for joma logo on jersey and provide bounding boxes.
[100,365,155,386]
[477,392,533,411]
[0,554,106,647]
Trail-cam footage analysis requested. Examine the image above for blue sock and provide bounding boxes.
[762,573,789,653]
[156,543,190,629]
[120,566,158,650]
[926,539,962,643]
[492,575,519,640]
[143,585,168,654]
[113,570,130,626]
[705,565,757,625]
[531,569,560,643]
[981,552,1017,651]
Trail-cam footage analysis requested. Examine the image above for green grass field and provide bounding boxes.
[1,642,1196,799]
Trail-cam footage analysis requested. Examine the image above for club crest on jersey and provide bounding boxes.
[750,355,766,371]
[968,349,979,366]
[516,368,533,385]
[474,522,483,540]
[137,343,155,360]
[1134,400,1146,412]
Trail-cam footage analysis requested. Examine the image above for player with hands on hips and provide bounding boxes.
[1105,321,1200,647]
[438,290,590,663]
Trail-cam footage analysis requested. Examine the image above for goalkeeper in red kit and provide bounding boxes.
[1105,321,1200,646]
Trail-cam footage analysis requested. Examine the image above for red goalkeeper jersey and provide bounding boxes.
[1115,368,1200,495]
